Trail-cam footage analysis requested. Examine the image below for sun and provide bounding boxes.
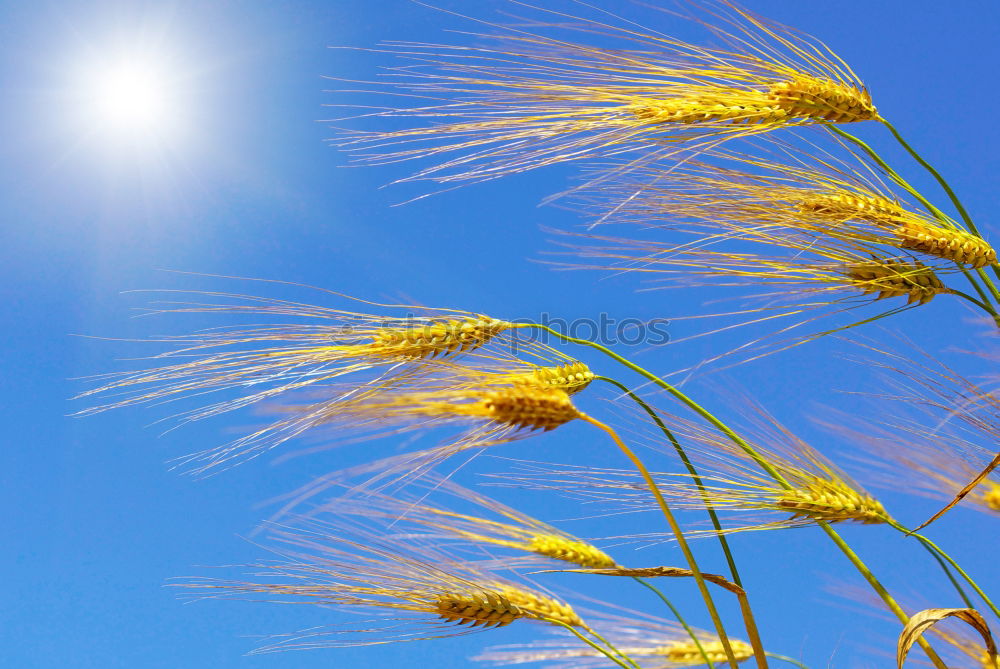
[78,55,182,143]
[91,63,167,130]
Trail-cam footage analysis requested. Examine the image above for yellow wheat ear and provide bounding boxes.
[76,291,515,425]
[488,584,584,628]
[466,385,584,431]
[842,258,949,305]
[317,477,616,570]
[494,404,893,536]
[434,591,523,628]
[656,639,756,666]
[338,0,877,184]
[774,474,890,524]
[183,529,589,651]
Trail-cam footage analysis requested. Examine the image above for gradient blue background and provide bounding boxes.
[5,1,999,667]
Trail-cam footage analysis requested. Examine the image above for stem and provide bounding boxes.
[889,520,1000,619]
[518,323,949,668]
[815,523,948,669]
[547,620,636,669]
[583,624,644,669]
[580,414,742,669]
[950,288,997,316]
[597,376,744,588]
[764,654,810,669]
[827,126,949,222]
[881,120,981,237]
[598,376,769,667]
[920,543,975,610]
[633,577,715,669]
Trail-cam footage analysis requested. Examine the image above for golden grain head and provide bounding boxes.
[491,584,584,628]
[797,190,911,225]
[658,639,756,665]
[767,77,878,123]
[526,535,617,569]
[434,590,524,628]
[775,476,890,524]
[629,92,788,126]
[339,2,877,183]
[843,258,948,304]
[370,316,509,359]
[515,362,596,395]
[612,75,877,129]
[894,221,997,269]
[476,386,582,431]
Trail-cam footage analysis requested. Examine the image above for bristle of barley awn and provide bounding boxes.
[526,535,617,569]
[767,78,878,123]
[980,482,1000,512]
[843,259,948,304]
[658,639,755,665]
[492,585,584,628]
[776,476,890,524]
[895,221,997,269]
[515,362,595,395]
[434,591,524,628]
[370,316,507,359]
[477,387,582,431]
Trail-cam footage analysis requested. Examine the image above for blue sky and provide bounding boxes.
[5,1,1000,667]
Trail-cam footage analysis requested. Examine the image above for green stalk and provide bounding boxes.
[581,414,742,669]
[517,323,949,669]
[764,654,809,669]
[597,376,770,667]
[633,577,715,669]
[597,376,744,588]
[881,121,983,238]
[919,543,975,610]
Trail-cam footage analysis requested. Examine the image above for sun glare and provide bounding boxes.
[92,63,166,130]
[78,56,182,144]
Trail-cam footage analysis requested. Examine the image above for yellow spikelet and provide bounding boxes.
[501,407,893,536]
[434,591,523,628]
[797,190,911,224]
[492,584,584,628]
[767,77,878,123]
[323,478,615,570]
[526,535,617,569]
[798,190,995,267]
[843,258,948,304]
[512,362,595,395]
[775,476,890,524]
[658,639,756,665]
[894,221,997,268]
[471,386,583,431]
[630,92,788,126]
[370,316,508,359]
